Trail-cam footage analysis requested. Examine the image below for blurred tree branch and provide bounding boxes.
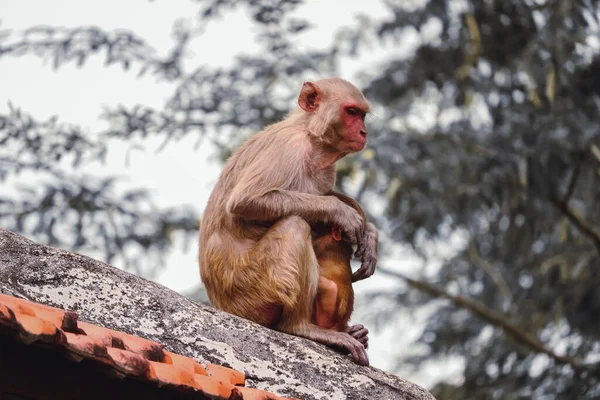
[379,266,583,370]
[550,160,600,254]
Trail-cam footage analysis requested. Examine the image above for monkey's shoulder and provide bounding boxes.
[230,128,306,171]
[303,164,336,194]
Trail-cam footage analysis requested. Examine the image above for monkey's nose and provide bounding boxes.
[360,130,368,137]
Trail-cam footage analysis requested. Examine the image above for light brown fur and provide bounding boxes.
[199,78,378,365]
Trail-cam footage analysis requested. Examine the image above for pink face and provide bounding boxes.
[339,103,368,152]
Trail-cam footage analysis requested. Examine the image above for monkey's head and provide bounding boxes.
[298,78,370,154]
[311,222,355,259]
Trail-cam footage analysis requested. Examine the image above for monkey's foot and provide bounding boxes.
[347,324,369,349]
[301,325,369,366]
[335,333,369,366]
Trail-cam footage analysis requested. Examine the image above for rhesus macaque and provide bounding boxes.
[312,192,377,351]
[199,78,379,366]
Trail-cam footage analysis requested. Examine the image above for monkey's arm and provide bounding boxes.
[227,171,365,245]
[328,191,365,220]
[228,189,336,222]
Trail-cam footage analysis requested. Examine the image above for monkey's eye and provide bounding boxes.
[346,107,366,121]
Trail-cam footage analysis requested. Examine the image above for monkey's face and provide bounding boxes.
[298,79,370,154]
[336,103,368,153]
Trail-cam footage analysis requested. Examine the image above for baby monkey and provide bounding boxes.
[311,192,369,349]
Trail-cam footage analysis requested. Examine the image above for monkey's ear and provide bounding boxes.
[298,82,322,112]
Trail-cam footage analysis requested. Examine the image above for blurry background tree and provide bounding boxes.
[1,0,600,398]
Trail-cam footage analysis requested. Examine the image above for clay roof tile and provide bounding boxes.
[0,293,297,400]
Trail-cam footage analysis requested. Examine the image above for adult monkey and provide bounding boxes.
[199,78,378,366]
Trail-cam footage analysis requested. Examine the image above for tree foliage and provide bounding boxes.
[2,0,600,398]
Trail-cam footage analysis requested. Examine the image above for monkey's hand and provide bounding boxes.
[352,222,378,282]
[331,201,365,248]
[347,324,369,349]
[334,332,369,366]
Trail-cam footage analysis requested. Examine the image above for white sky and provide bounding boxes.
[1,0,464,387]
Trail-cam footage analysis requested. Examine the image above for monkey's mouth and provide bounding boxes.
[347,139,367,149]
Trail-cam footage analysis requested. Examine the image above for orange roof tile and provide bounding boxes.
[0,293,297,400]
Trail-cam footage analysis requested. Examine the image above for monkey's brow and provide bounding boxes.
[358,104,370,114]
[345,103,369,113]
[357,107,369,116]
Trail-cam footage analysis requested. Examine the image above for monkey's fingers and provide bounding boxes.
[347,324,369,349]
[347,324,364,333]
[352,267,370,282]
[358,335,369,349]
[354,225,366,246]
[346,330,369,349]
[354,229,366,255]
[351,263,370,282]
[352,254,377,282]
[343,338,369,366]
[355,225,375,259]
[348,324,369,339]
[352,267,366,282]
[334,332,369,366]
[354,241,366,259]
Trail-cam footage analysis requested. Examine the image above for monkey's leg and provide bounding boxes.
[315,276,339,329]
[251,216,369,366]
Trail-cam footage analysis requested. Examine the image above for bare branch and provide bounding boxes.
[379,266,583,370]
[552,201,600,254]
[564,161,582,204]
[550,163,600,254]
